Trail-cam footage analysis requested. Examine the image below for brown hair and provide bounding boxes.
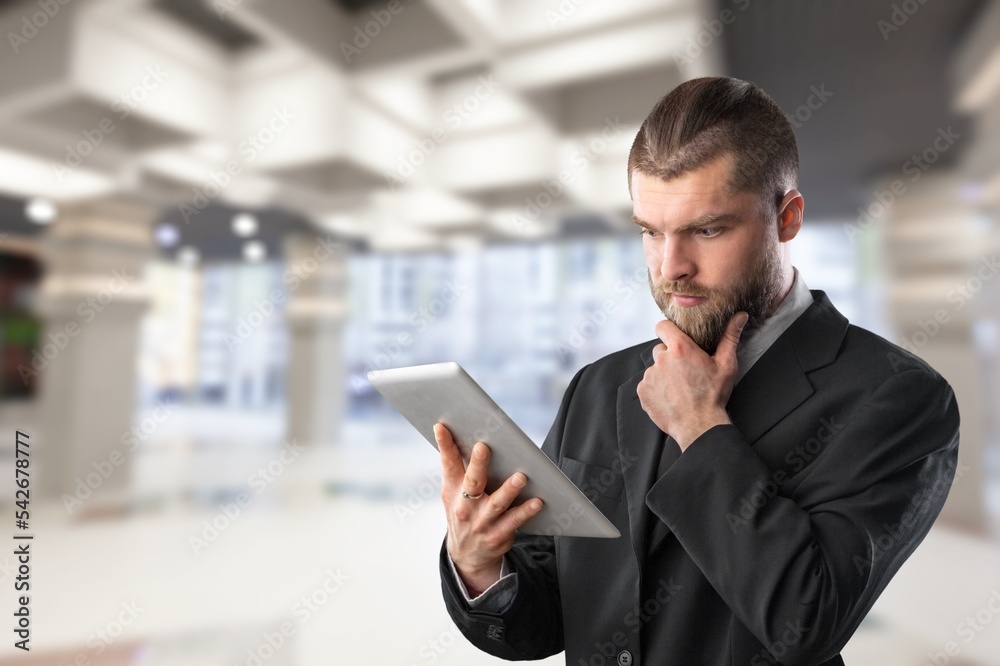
[627,76,798,214]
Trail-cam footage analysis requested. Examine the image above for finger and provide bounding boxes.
[649,342,667,364]
[434,423,465,488]
[654,318,673,345]
[655,319,691,349]
[462,441,491,497]
[714,311,749,362]
[496,497,544,534]
[481,471,528,519]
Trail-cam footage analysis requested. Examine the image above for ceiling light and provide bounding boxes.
[232,213,258,237]
[155,223,180,247]
[25,198,57,224]
[243,240,266,262]
[177,246,200,266]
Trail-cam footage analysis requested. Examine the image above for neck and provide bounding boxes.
[766,265,795,318]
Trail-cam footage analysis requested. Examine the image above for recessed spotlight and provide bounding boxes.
[177,246,200,266]
[243,240,266,262]
[232,213,258,237]
[25,198,57,224]
[154,223,180,247]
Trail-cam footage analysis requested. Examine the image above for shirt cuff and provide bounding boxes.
[447,553,517,613]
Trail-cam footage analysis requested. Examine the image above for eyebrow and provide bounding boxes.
[630,212,740,233]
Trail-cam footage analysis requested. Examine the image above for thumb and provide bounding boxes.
[715,311,749,361]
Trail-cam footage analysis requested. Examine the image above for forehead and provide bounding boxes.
[630,154,755,223]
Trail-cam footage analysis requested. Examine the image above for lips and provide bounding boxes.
[670,293,706,307]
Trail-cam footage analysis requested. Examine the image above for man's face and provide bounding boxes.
[631,153,784,353]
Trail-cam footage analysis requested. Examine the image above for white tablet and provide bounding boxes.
[368,362,620,538]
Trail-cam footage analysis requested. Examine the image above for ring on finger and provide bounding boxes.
[461,490,483,500]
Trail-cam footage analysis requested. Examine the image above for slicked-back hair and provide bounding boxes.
[627,77,799,216]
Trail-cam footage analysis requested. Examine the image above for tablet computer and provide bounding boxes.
[368,362,620,538]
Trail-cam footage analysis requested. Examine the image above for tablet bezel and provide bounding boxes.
[368,362,620,538]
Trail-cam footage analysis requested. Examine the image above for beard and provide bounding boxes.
[647,240,784,354]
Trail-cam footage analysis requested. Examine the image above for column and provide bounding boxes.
[283,232,349,447]
[878,174,996,533]
[32,197,154,515]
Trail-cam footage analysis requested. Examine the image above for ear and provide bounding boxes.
[775,189,804,242]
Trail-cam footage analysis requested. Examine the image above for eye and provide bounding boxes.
[695,227,722,238]
[640,228,659,239]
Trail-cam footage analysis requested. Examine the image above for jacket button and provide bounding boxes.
[617,650,633,666]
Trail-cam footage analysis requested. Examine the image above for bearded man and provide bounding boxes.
[434,76,961,665]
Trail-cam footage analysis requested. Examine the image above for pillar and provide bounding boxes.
[283,232,349,447]
[32,197,154,515]
[877,174,995,533]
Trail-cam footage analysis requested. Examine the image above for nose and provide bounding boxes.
[659,237,696,282]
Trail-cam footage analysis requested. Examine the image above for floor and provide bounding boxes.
[0,404,997,665]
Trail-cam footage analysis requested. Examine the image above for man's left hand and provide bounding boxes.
[637,311,748,451]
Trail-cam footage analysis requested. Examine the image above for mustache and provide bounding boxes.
[652,280,713,298]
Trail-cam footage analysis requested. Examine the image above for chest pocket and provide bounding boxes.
[560,455,624,502]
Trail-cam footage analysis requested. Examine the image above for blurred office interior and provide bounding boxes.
[0,0,998,664]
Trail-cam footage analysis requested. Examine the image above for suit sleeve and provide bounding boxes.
[438,362,590,660]
[646,367,961,665]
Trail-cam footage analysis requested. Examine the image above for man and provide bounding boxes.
[434,76,960,665]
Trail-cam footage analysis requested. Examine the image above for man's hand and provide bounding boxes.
[436,422,544,594]
[637,311,748,451]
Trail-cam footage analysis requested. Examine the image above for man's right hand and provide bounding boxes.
[435,422,544,594]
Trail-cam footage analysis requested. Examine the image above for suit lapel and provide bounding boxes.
[627,290,850,557]
[726,337,814,443]
[616,351,666,564]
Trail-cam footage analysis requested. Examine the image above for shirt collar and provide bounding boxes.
[735,267,814,384]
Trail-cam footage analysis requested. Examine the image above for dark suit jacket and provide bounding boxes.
[440,290,961,665]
